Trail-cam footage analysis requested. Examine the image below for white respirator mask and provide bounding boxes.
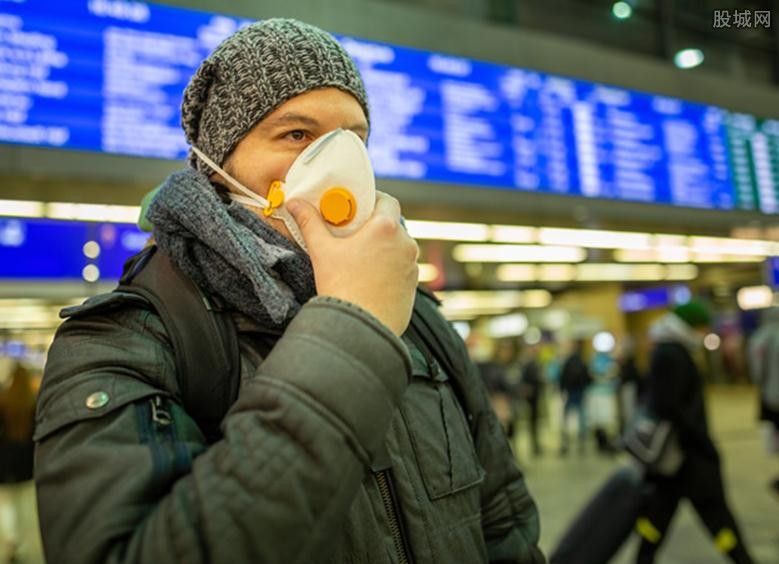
[191,128,375,252]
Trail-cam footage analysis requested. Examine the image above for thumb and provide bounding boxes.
[286,198,329,245]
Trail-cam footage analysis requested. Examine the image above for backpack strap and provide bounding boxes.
[407,288,478,436]
[115,251,473,443]
[117,246,241,443]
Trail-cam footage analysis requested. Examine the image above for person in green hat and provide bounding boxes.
[634,301,754,563]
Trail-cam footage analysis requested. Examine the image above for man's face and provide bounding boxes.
[215,87,369,241]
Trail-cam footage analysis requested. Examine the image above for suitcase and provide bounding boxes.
[549,465,652,564]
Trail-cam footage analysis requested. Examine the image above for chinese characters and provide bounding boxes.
[713,10,771,28]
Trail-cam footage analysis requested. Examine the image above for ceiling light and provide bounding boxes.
[612,1,633,20]
[543,310,570,331]
[439,306,514,318]
[453,244,586,263]
[435,290,526,310]
[451,321,471,339]
[405,220,490,241]
[82,264,100,283]
[523,326,542,345]
[498,263,697,283]
[538,227,652,249]
[654,247,691,262]
[490,224,537,243]
[0,199,45,218]
[497,264,577,282]
[47,203,140,223]
[664,264,698,280]
[522,289,553,308]
[577,263,664,281]
[689,236,775,256]
[540,264,577,282]
[593,331,616,353]
[82,241,101,259]
[674,48,704,69]
[614,248,692,263]
[614,249,656,262]
[417,262,439,283]
[703,333,721,351]
[487,313,529,338]
[737,285,775,310]
[495,264,536,282]
[691,253,764,263]
[435,289,551,316]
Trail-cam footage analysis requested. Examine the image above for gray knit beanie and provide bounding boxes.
[181,18,369,173]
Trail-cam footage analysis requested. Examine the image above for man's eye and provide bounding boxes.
[286,130,306,141]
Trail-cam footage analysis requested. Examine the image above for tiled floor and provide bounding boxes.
[0,481,43,564]
[514,384,779,563]
[2,385,776,563]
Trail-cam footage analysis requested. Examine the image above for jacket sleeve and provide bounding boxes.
[34,296,411,564]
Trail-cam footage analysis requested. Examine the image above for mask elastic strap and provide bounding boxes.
[229,194,266,209]
[191,146,271,209]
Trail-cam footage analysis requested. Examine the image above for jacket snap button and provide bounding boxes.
[85,391,110,410]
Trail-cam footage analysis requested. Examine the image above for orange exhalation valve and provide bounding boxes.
[319,187,357,226]
[264,180,285,217]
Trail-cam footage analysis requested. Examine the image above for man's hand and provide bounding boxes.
[287,192,418,336]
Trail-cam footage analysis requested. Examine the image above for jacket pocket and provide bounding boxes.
[400,345,484,500]
[34,373,163,442]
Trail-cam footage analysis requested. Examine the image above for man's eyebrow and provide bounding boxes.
[261,113,369,137]
[261,113,321,129]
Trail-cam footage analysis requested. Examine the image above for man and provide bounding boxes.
[635,301,753,564]
[34,19,544,563]
[558,339,591,455]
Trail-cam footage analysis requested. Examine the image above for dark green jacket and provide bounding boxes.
[35,294,544,563]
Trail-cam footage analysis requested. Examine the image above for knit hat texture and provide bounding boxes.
[181,18,369,173]
[673,300,712,328]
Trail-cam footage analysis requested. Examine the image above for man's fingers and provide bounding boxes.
[372,192,402,223]
[287,198,329,245]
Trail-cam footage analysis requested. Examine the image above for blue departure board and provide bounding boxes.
[0,216,147,280]
[767,256,779,288]
[0,0,772,213]
[619,284,691,312]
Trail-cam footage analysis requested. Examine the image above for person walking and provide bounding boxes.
[635,301,754,564]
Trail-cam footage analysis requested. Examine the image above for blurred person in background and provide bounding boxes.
[588,346,619,455]
[747,306,779,496]
[0,359,37,564]
[519,343,544,457]
[33,19,543,564]
[477,339,519,440]
[616,337,642,435]
[636,301,753,564]
[558,339,592,455]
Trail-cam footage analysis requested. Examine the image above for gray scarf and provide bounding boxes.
[147,168,316,329]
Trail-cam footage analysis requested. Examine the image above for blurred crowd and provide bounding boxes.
[0,358,41,564]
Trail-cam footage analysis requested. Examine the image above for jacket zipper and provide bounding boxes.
[375,469,411,564]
